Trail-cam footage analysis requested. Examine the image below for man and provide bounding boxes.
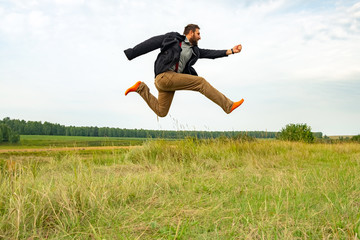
[124,24,244,117]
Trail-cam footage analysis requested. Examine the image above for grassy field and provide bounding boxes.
[0,137,359,239]
[0,135,146,150]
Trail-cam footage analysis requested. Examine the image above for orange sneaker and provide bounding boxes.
[230,99,244,113]
[125,81,141,96]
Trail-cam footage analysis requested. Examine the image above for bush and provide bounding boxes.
[351,135,360,143]
[277,123,315,143]
[0,124,20,144]
[9,132,20,143]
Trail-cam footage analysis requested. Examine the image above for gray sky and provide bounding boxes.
[1,0,359,136]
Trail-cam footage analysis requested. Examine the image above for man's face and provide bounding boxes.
[189,29,201,46]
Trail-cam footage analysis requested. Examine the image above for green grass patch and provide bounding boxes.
[0,139,359,239]
[0,135,147,149]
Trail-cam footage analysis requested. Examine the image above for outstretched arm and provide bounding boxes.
[124,34,165,61]
[198,44,242,59]
[226,44,242,55]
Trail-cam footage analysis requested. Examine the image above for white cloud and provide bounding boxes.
[350,2,360,13]
[54,0,84,6]
[1,12,26,35]
[28,10,49,29]
[243,0,286,15]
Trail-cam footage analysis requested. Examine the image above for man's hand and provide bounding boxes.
[226,44,242,55]
[232,44,242,53]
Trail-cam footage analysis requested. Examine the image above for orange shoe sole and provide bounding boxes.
[230,98,244,113]
[125,81,141,96]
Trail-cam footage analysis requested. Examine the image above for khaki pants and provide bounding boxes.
[136,71,234,117]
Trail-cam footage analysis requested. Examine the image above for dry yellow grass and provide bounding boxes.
[0,139,359,239]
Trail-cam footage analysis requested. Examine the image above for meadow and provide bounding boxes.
[0,136,359,239]
[0,135,146,150]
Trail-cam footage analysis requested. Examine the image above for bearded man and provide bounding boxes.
[124,24,244,117]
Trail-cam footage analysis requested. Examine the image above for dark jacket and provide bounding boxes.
[124,32,228,77]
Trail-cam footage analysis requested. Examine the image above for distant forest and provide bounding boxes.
[0,117,323,139]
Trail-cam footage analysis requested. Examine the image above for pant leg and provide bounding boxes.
[136,81,174,117]
[156,71,234,114]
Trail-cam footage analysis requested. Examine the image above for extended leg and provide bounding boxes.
[156,71,242,114]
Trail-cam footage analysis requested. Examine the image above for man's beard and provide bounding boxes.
[189,35,198,46]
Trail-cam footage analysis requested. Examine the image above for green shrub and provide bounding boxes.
[0,124,20,143]
[351,135,360,143]
[277,123,315,143]
[9,132,20,143]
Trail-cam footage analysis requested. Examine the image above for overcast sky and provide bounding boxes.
[1,0,359,136]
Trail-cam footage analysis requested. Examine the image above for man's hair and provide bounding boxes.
[183,24,200,35]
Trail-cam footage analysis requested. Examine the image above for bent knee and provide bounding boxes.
[198,77,207,84]
[157,109,169,117]
[157,112,168,118]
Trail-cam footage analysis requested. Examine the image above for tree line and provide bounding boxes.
[0,117,300,139]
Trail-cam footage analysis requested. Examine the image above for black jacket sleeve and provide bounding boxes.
[198,48,228,59]
[124,34,166,60]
